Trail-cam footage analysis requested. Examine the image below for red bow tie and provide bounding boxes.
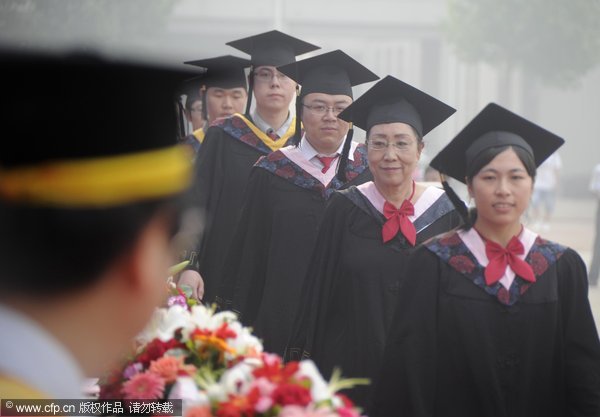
[382,200,416,245]
[484,236,536,286]
[316,155,338,173]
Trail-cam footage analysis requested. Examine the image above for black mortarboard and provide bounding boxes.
[226,30,319,67]
[0,47,199,207]
[184,55,250,90]
[430,103,565,184]
[337,75,455,138]
[277,49,379,99]
[1,49,200,168]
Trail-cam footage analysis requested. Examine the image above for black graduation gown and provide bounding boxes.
[284,186,461,409]
[185,113,296,303]
[216,144,372,356]
[371,231,600,417]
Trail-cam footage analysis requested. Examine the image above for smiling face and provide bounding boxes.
[366,122,423,190]
[301,92,352,154]
[468,147,534,230]
[251,65,296,114]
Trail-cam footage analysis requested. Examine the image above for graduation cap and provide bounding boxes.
[337,75,456,138]
[184,55,250,120]
[226,30,319,67]
[429,102,565,222]
[184,55,250,91]
[0,47,200,207]
[227,30,320,114]
[277,49,379,150]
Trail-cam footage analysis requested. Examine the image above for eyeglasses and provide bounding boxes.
[367,139,414,152]
[302,104,348,116]
[253,69,291,83]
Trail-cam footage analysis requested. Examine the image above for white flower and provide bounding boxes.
[219,362,256,395]
[225,322,263,358]
[169,377,209,405]
[137,305,192,343]
[297,360,333,403]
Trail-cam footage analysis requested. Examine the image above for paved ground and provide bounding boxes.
[525,197,599,331]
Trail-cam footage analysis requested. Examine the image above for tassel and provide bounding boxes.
[336,123,354,182]
[293,85,302,146]
[200,84,208,122]
[244,66,254,116]
[440,173,469,226]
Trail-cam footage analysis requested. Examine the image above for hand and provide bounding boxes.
[177,270,205,302]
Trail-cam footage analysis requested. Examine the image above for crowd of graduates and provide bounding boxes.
[1,29,599,417]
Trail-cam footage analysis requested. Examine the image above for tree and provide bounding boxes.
[444,0,600,88]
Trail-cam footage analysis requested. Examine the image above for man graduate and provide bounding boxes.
[179,30,319,303]
[182,54,250,150]
[216,49,378,356]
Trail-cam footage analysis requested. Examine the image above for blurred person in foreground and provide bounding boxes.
[0,48,196,398]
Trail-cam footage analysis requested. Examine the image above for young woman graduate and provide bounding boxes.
[179,30,320,304]
[284,75,460,409]
[370,103,600,417]
[215,50,378,356]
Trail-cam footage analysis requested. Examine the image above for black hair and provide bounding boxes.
[460,145,537,229]
[0,196,184,296]
[293,92,303,147]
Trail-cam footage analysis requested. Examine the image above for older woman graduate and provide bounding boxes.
[371,103,600,417]
[284,75,460,408]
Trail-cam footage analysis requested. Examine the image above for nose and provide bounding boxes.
[222,95,233,109]
[495,177,510,195]
[323,108,337,121]
[382,145,398,161]
[269,74,281,88]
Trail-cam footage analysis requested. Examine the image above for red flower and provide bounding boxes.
[136,338,183,366]
[275,165,296,179]
[253,358,299,384]
[448,255,475,274]
[217,387,260,417]
[272,382,312,407]
[439,233,461,246]
[529,252,548,276]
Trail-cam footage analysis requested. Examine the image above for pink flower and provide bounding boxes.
[254,396,273,413]
[123,362,143,379]
[149,356,195,383]
[278,405,338,417]
[185,405,212,417]
[168,295,188,308]
[337,406,361,417]
[122,371,165,400]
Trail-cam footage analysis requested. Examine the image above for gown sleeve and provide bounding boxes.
[558,249,600,416]
[370,246,440,417]
[218,168,273,322]
[284,193,349,365]
[185,126,226,272]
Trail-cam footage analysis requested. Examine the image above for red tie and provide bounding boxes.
[316,155,338,174]
[266,129,280,140]
[484,236,536,286]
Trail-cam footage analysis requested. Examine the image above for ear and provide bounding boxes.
[417,141,425,158]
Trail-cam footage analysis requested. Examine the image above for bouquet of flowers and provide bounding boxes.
[98,270,365,417]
